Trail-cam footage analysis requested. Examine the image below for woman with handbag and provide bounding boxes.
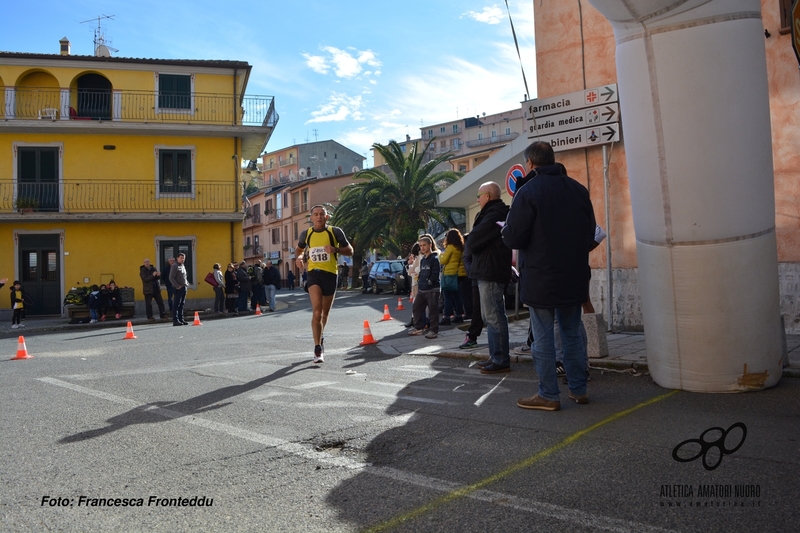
[439,228,465,325]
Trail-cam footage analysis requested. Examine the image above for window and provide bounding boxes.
[17,146,60,211]
[276,193,282,219]
[401,145,406,152]
[159,240,194,286]
[292,192,300,214]
[505,127,511,135]
[293,222,298,240]
[452,124,458,134]
[265,198,273,215]
[440,140,447,151]
[478,133,483,140]
[440,126,446,134]
[157,147,193,195]
[157,73,192,110]
[272,228,280,244]
[428,129,433,139]
[491,130,497,138]
[301,189,308,212]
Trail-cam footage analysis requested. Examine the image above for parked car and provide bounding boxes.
[368,260,409,294]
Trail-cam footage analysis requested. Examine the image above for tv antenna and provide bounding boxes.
[80,14,118,56]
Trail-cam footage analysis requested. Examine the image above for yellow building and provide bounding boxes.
[0,41,277,316]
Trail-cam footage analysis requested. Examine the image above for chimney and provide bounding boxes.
[59,37,71,56]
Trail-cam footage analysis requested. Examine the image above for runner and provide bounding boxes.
[295,205,353,363]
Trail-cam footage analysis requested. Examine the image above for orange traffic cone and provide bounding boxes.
[359,320,378,346]
[379,304,393,321]
[12,336,32,360]
[255,304,263,316]
[123,321,137,340]
[192,311,203,326]
[396,298,405,311]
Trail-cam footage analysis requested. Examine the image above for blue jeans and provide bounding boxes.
[478,280,509,366]
[555,319,588,369]
[530,306,587,401]
[173,286,187,323]
[266,284,276,310]
[443,289,463,319]
[237,290,249,312]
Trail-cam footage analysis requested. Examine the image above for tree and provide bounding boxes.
[332,139,462,261]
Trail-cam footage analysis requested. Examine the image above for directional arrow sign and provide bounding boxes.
[528,103,620,137]
[524,84,618,118]
[535,123,620,153]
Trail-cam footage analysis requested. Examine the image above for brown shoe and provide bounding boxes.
[517,394,560,411]
[568,392,589,404]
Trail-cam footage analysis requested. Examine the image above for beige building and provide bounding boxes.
[243,172,357,283]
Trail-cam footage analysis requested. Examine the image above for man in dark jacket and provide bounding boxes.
[140,258,167,321]
[236,262,252,312]
[502,141,596,411]
[250,260,264,311]
[466,181,513,374]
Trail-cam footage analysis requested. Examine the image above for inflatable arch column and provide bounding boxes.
[586,0,782,391]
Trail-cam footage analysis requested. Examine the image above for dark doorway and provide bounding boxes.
[18,234,62,315]
[77,73,112,120]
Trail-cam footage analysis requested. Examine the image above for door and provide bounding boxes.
[18,234,62,315]
[77,73,112,120]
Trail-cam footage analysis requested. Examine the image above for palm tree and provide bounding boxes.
[332,139,462,262]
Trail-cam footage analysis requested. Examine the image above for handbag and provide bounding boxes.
[441,274,458,292]
[204,272,219,287]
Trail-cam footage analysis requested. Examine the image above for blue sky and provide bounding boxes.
[1,0,536,166]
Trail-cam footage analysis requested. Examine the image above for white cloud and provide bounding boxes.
[463,6,504,25]
[304,46,382,79]
[306,93,364,124]
[303,53,329,74]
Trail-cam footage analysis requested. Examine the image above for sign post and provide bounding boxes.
[793,0,800,67]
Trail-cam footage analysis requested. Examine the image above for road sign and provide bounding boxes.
[524,84,617,118]
[528,103,619,137]
[534,123,620,153]
[524,84,622,151]
[793,0,800,67]
[505,164,527,196]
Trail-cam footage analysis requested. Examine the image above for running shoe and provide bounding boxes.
[313,345,324,364]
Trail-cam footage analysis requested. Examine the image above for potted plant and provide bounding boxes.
[243,244,252,252]
[15,197,39,212]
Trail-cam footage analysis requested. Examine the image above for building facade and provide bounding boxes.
[0,41,277,316]
[261,140,364,187]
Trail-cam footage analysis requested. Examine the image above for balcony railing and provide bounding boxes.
[465,132,519,149]
[278,158,296,167]
[0,180,238,213]
[3,87,277,127]
[244,244,263,258]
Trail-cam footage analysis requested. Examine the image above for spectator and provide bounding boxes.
[98,284,110,321]
[140,258,167,321]
[224,263,239,316]
[161,257,175,313]
[287,270,296,290]
[236,261,251,312]
[10,280,25,329]
[86,284,101,324]
[439,228,466,325]
[408,235,440,339]
[459,233,484,350]
[502,141,596,411]
[212,263,225,314]
[360,260,370,294]
[251,260,264,310]
[466,182,512,374]
[105,280,123,319]
[169,253,189,326]
[264,260,281,312]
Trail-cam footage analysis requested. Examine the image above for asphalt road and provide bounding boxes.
[2,291,798,532]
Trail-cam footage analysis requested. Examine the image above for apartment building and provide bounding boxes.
[0,39,277,316]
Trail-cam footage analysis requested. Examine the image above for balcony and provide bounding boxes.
[245,211,263,225]
[0,180,241,221]
[278,158,296,167]
[465,132,519,149]
[1,87,279,159]
[244,244,263,258]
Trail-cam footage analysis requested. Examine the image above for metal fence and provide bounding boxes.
[4,87,277,126]
[0,180,240,213]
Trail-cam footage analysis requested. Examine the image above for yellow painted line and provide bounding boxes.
[364,389,681,533]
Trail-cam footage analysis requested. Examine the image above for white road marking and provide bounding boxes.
[474,375,508,407]
[37,377,676,533]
